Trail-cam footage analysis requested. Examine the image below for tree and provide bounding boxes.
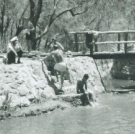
[22,0,90,50]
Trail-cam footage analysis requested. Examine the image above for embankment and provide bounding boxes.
[0,56,105,119]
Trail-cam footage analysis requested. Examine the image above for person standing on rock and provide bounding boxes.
[7,36,23,64]
[43,44,71,90]
[76,74,96,106]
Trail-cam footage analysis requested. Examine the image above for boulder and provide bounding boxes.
[41,86,55,99]
[18,85,30,96]
[10,96,30,108]
[0,96,6,107]
[111,59,135,80]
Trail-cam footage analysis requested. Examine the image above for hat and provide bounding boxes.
[10,36,18,42]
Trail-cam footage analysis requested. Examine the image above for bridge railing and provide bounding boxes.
[70,30,135,55]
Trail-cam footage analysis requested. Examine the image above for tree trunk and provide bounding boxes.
[32,39,37,50]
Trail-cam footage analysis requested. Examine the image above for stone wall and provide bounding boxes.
[0,57,105,108]
[111,59,135,80]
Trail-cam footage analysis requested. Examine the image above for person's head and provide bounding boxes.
[10,36,18,45]
[83,74,89,81]
[53,44,59,50]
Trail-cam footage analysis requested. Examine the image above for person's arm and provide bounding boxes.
[17,42,22,50]
[76,81,80,94]
[84,81,87,91]
[56,42,64,50]
[49,53,57,63]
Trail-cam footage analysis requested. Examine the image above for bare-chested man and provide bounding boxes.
[76,74,96,106]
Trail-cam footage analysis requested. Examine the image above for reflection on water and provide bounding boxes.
[0,93,135,134]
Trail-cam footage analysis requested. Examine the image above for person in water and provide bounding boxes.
[76,74,96,106]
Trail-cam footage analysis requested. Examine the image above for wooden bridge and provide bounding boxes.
[70,30,135,59]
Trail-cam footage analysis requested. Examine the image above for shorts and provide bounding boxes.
[54,62,67,72]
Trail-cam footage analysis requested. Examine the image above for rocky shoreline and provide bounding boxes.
[0,97,83,121]
[0,56,105,121]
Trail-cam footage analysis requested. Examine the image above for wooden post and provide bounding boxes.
[85,33,93,55]
[94,35,98,52]
[117,33,121,51]
[74,33,78,52]
[124,32,128,53]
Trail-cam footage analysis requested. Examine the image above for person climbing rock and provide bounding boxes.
[7,36,23,64]
[43,44,71,90]
[76,74,96,106]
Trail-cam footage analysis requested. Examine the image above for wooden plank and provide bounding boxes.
[57,92,91,98]
[73,42,84,44]
[57,93,82,98]
[98,30,135,34]
[73,51,135,59]
[70,31,93,34]
[95,41,135,45]
[111,89,135,93]
[70,30,135,34]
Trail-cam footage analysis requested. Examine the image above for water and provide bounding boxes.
[0,93,135,134]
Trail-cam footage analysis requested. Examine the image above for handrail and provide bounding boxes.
[70,30,135,34]
[96,41,135,45]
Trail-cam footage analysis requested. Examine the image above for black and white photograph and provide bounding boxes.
[0,0,135,134]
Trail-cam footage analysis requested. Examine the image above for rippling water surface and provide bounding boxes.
[0,93,135,134]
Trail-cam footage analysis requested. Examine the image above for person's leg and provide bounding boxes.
[60,72,65,89]
[54,70,59,82]
[89,92,96,102]
[27,40,31,53]
[66,68,72,84]
[84,93,92,106]
[17,50,23,63]
[80,94,86,106]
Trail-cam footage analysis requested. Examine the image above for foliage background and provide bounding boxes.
[0,0,135,52]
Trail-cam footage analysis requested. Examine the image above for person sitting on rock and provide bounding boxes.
[43,44,71,90]
[7,36,23,64]
[76,74,96,106]
[48,37,64,52]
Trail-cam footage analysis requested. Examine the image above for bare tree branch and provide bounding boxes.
[4,16,11,33]
[89,17,96,25]
[56,0,61,6]
[36,0,60,37]
[15,1,29,36]
[69,8,88,16]
[36,1,91,40]
[19,1,29,24]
